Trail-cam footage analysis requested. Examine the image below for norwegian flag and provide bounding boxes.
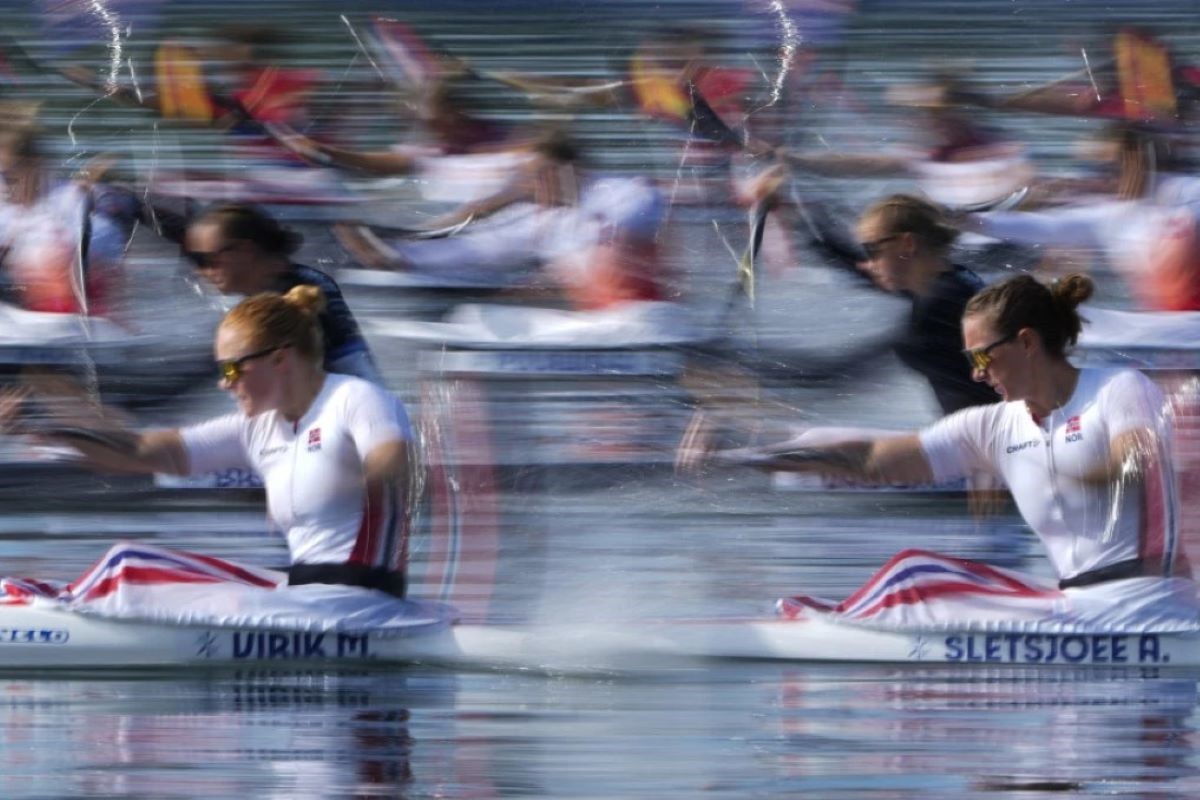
[307,427,322,451]
[777,548,1060,628]
[1066,416,1082,434]
[0,542,280,607]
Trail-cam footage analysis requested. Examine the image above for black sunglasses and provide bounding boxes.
[859,234,900,260]
[217,346,282,383]
[963,333,1017,371]
[186,242,239,269]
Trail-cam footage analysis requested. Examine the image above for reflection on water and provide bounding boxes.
[0,665,1197,798]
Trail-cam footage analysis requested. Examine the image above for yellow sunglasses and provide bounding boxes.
[963,333,1016,371]
[217,346,282,383]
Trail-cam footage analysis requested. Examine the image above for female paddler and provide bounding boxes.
[10,286,413,598]
[733,273,1199,628]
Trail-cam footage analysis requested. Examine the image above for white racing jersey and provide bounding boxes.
[181,374,412,569]
[393,145,536,204]
[920,368,1183,582]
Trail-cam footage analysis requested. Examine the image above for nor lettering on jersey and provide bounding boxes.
[307,427,322,452]
[1065,415,1083,443]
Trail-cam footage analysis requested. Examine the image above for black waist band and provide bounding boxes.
[288,563,406,599]
[1058,558,1145,590]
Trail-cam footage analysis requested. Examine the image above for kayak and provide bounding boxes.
[1,609,1191,670]
[0,600,455,669]
[4,544,1194,671]
[625,616,1192,667]
[0,542,456,669]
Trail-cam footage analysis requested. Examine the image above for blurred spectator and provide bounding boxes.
[775,73,1033,209]
[987,28,1198,128]
[336,132,671,311]
[0,102,133,316]
[488,25,764,201]
[267,74,535,206]
[57,25,342,203]
[61,25,317,134]
[959,124,1200,311]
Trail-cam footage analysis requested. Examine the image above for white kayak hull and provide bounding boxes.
[0,603,456,669]
[0,607,1191,670]
[440,618,1199,670]
[629,618,1190,667]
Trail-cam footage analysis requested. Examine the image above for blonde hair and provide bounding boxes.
[222,285,326,363]
[860,194,958,253]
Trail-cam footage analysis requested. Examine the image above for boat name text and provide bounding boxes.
[230,631,371,660]
[942,633,1167,664]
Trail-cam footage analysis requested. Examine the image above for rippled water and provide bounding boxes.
[5,663,1199,798]
[4,474,1196,798]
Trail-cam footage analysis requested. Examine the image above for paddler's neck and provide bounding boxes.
[1025,361,1080,422]
[260,255,292,289]
[280,368,326,425]
[905,253,951,297]
[233,255,292,296]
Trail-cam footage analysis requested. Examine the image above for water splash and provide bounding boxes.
[1080,47,1102,103]
[340,14,386,83]
[89,0,124,93]
[765,0,800,109]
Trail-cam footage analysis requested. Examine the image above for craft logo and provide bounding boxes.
[307,427,322,452]
[1065,415,1083,443]
[1006,439,1040,455]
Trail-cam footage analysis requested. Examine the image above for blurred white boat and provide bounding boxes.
[364,300,702,349]
[1075,305,1200,369]
[0,302,152,362]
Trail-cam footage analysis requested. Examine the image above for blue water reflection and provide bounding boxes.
[0,665,1196,798]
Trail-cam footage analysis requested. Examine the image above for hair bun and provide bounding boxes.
[282,284,326,317]
[1051,273,1094,310]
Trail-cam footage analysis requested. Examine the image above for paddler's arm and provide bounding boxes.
[361,439,412,516]
[1074,427,1162,487]
[42,427,189,476]
[0,385,189,475]
[746,434,935,485]
[485,70,626,109]
[265,123,417,175]
[363,439,408,481]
